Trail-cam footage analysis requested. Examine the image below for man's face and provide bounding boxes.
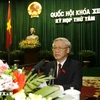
[52,40,69,62]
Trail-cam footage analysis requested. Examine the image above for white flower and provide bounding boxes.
[0,74,19,91]
[12,89,26,100]
[0,60,9,68]
[0,60,9,75]
[28,93,43,100]
[1,74,12,82]
[18,69,22,73]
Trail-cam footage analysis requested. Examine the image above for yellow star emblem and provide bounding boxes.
[7,19,11,31]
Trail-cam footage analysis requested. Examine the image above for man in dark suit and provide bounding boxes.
[44,37,82,91]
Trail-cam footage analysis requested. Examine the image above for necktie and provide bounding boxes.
[58,63,61,76]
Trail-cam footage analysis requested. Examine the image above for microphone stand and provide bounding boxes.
[48,61,56,86]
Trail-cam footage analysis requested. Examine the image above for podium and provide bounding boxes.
[23,47,40,64]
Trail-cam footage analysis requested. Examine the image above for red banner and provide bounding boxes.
[6,1,12,51]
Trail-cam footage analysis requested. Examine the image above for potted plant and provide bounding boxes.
[79,50,96,67]
[0,51,7,62]
[38,50,54,61]
[11,49,24,64]
[19,39,41,49]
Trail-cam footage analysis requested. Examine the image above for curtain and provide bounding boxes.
[0,0,100,67]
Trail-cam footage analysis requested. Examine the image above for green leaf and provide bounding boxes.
[26,73,37,82]
[45,89,64,99]
[55,95,74,100]
[6,95,14,100]
[0,95,3,100]
[34,86,59,97]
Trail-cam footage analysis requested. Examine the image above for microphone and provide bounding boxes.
[31,59,45,75]
[48,68,54,85]
[48,61,57,85]
[49,68,54,77]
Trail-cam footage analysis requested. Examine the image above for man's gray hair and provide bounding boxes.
[52,37,71,48]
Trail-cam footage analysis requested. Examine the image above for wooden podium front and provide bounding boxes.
[23,47,40,64]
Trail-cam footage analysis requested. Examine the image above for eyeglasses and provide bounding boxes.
[52,47,68,51]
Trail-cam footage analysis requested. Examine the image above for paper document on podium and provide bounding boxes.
[38,82,47,88]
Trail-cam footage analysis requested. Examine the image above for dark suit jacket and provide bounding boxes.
[44,57,82,91]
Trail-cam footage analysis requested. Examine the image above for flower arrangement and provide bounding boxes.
[0,61,18,92]
[0,59,52,100]
[19,39,41,49]
[0,59,67,100]
[79,50,96,60]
